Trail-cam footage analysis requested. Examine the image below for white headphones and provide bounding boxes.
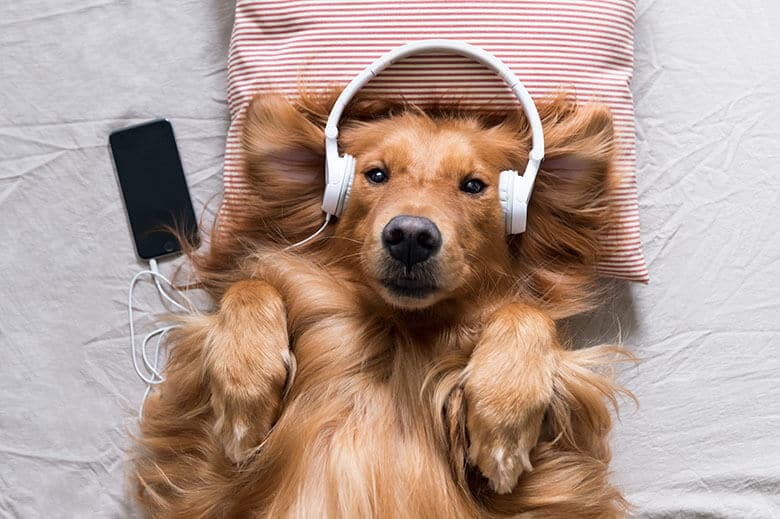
[321,40,545,235]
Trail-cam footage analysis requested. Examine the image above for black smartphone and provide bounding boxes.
[109,120,198,260]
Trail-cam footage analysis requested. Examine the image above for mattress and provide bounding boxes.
[1,0,778,517]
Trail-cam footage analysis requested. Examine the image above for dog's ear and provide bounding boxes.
[239,93,326,243]
[242,92,325,191]
[185,94,327,291]
[511,96,618,316]
[531,99,616,237]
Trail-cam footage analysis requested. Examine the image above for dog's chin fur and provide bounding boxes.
[131,87,634,518]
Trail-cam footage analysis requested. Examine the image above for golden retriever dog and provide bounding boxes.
[132,87,631,518]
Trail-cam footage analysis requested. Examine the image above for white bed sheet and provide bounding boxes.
[1,1,778,517]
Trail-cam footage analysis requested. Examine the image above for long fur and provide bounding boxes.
[131,87,633,518]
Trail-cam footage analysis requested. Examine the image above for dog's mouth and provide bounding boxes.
[376,257,442,302]
[381,277,438,299]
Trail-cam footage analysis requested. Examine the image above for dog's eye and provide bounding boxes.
[460,178,486,194]
[365,168,388,184]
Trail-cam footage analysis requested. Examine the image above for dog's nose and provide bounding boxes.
[382,215,442,269]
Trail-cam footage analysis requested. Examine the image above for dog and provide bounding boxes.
[132,87,632,518]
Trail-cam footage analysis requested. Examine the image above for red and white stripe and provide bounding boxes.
[221,0,649,282]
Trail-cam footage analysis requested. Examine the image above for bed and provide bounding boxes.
[1,1,778,517]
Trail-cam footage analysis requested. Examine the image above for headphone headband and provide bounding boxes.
[321,40,545,234]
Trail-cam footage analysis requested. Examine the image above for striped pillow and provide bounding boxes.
[222,0,648,282]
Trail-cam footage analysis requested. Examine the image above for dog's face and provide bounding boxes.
[239,92,615,315]
[336,115,513,309]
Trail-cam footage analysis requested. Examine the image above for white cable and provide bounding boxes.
[283,213,331,251]
[148,258,193,312]
[137,325,174,420]
[140,325,177,382]
[129,260,196,419]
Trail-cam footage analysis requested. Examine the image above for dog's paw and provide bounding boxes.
[210,349,294,463]
[464,406,543,494]
[460,303,559,493]
[206,280,293,464]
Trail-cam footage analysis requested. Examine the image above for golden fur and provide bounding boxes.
[132,87,633,518]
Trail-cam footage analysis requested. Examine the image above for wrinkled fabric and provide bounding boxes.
[0,1,234,517]
[0,0,778,517]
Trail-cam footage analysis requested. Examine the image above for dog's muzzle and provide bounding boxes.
[379,215,441,299]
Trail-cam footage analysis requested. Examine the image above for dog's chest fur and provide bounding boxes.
[248,295,481,516]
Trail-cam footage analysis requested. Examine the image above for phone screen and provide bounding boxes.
[110,120,198,259]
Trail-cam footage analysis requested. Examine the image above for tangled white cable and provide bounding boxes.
[129,258,196,419]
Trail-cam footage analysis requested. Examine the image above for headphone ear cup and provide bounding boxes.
[337,153,356,216]
[322,153,356,217]
[498,170,516,234]
[499,169,530,235]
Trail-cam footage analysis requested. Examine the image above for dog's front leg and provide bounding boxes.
[461,302,559,494]
[205,279,292,464]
